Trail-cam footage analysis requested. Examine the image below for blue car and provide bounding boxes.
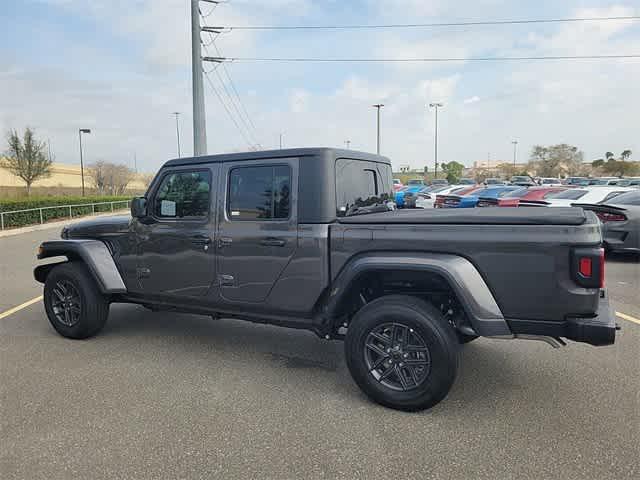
[438,186,522,208]
[395,185,426,208]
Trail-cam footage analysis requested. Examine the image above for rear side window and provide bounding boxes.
[336,158,393,216]
[153,170,211,219]
[228,165,291,221]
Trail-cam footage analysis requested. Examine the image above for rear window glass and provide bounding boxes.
[603,191,640,205]
[601,191,629,203]
[336,158,393,216]
[548,189,587,200]
[502,188,529,198]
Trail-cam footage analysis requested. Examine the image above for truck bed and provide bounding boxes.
[337,207,588,226]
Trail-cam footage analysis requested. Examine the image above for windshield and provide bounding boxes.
[336,158,394,216]
[548,189,587,200]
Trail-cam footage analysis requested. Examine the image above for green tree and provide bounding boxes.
[440,161,464,184]
[529,144,584,177]
[605,151,615,160]
[621,149,632,161]
[5,128,52,195]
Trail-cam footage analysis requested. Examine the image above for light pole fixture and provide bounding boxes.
[372,104,384,155]
[172,112,182,158]
[429,103,443,178]
[78,128,91,196]
[512,140,518,168]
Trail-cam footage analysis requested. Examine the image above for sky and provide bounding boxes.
[1,0,639,173]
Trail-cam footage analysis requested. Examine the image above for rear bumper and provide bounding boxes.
[565,290,616,346]
[506,290,617,347]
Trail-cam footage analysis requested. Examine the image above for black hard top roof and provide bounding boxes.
[164,147,390,167]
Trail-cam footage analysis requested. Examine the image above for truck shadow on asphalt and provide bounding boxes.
[99,304,552,413]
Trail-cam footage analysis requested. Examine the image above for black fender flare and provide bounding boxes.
[324,252,511,337]
[34,240,127,294]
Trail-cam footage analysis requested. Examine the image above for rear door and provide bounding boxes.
[216,158,298,303]
[136,165,218,298]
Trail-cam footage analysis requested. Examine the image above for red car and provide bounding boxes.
[488,186,569,207]
[433,185,484,208]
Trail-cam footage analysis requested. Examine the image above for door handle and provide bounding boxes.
[260,238,286,247]
[190,235,212,245]
[218,237,233,249]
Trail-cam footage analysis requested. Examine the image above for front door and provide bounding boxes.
[136,166,218,298]
[217,158,298,303]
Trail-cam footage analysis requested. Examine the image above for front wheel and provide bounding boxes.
[345,295,459,411]
[44,262,109,339]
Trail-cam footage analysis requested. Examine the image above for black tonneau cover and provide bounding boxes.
[338,207,588,225]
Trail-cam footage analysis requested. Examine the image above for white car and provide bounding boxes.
[415,185,471,209]
[540,177,563,187]
[545,186,635,207]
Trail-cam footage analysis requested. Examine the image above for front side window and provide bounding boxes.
[153,170,211,219]
[228,165,291,221]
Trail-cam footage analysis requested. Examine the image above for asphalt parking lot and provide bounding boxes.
[1,225,639,480]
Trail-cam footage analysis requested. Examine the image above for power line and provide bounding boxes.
[221,15,640,31]
[211,54,640,63]
[202,41,260,147]
[212,43,258,133]
[203,69,257,150]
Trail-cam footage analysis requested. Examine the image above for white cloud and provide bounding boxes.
[463,96,480,104]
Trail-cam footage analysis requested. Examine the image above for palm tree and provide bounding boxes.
[605,151,615,160]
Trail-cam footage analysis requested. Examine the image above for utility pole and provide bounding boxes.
[172,112,182,157]
[372,104,384,155]
[279,133,284,149]
[512,140,518,168]
[191,0,208,156]
[47,139,52,162]
[133,152,138,173]
[345,140,351,149]
[429,103,443,179]
[78,128,91,196]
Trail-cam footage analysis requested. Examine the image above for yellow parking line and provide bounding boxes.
[616,311,640,326]
[0,296,43,320]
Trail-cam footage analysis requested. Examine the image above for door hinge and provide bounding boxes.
[218,274,234,286]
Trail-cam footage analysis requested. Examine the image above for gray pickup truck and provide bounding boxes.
[34,148,616,411]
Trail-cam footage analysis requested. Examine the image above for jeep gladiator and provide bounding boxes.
[34,148,616,411]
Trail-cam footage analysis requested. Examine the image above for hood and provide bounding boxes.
[62,215,132,239]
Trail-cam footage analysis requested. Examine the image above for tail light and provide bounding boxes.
[595,211,627,223]
[434,196,445,208]
[477,198,498,207]
[439,196,461,208]
[572,247,604,288]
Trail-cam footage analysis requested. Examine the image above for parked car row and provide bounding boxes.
[399,183,639,253]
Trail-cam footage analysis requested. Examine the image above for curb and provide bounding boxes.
[0,210,129,239]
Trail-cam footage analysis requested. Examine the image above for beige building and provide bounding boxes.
[0,159,151,197]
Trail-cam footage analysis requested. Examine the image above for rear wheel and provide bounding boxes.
[345,295,459,411]
[44,262,109,339]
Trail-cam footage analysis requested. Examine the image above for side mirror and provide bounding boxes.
[131,197,147,218]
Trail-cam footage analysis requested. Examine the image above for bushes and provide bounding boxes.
[0,196,131,229]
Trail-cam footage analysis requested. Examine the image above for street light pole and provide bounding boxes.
[172,112,182,158]
[78,128,91,196]
[372,104,384,155]
[512,140,518,168]
[279,133,284,149]
[429,103,443,179]
[345,140,351,149]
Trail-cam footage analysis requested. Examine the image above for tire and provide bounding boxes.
[345,295,459,411]
[44,262,109,339]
